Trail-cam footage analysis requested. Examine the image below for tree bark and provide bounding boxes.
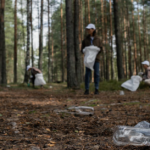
[131,0,137,75]
[109,0,114,80]
[65,0,78,88]
[126,0,132,77]
[101,0,105,80]
[24,0,31,83]
[31,0,34,67]
[48,0,51,83]
[14,0,17,83]
[113,0,123,80]
[87,0,90,23]
[143,0,147,60]
[0,0,7,84]
[61,0,64,82]
[74,0,81,83]
[38,0,43,70]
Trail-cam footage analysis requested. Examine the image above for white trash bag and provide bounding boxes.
[34,73,46,86]
[121,75,142,92]
[83,45,100,70]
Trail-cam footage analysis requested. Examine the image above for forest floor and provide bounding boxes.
[0,83,150,150]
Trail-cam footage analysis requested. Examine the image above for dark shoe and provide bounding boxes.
[84,90,89,95]
[95,89,99,95]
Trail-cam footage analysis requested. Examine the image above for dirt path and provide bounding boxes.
[0,86,150,150]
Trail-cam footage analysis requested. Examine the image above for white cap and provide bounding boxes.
[86,23,96,30]
[27,65,31,71]
[142,60,149,66]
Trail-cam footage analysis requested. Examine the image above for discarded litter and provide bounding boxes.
[6,85,11,88]
[49,86,53,89]
[113,121,150,146]
[120,91,124,95]
[68,106,94,115]
[54,106,94,116]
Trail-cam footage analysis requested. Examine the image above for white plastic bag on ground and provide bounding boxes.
[34,73,46,86]
[121,75,142,91]
[83,45,100,70]
[113,121,150,146]
[144,79,150,85]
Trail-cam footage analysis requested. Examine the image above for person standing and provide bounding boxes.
[81,23,103,95]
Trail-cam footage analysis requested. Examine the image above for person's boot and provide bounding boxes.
[94,89,99,95]
[84,90,89,95]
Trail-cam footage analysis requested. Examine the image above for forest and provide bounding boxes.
[0,0,150,86]
[0,0,150,149]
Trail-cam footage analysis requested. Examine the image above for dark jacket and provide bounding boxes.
[81,35,103,62]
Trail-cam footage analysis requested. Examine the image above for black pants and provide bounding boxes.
[30,77,35,87]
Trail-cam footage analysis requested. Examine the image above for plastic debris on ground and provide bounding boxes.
[68,106,94,116]
[54,106,94,116]
[120,91,125,95]
[113,121,150,146]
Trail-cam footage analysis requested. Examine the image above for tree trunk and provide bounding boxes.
[109,0,114,80]
[126,0,132,77]
[48,0,51,83]
[131,0,137,75]
[113,0,123,80]
[143,0,147,60]
[101,0,105,80]
[0,0,6,84]
[14,0,17,83]
[0,1,1,83]
[87,0,90,23]
[74,0,81,84]
[105,0,109,80]
[24,0,31,83]
[31,0,34,67]
[38,0,43,70]
[61,0,64,82]
[65,0,78,88]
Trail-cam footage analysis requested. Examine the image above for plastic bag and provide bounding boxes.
[83,45,100,70]
[121,75,142,91]
[68,106,94,115]
[34,73,46,86]
[144,79,150,85]
[113,121,150,146]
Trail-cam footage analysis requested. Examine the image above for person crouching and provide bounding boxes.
[27,65,46,88]
[141,61,150,85]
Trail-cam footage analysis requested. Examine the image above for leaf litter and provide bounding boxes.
[0,87,149,149]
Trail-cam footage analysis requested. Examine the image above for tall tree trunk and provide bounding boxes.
[87,0,90,23]
[38,0,43,70]
[74,0,81,83]
[101,0,105,80]
[109,0,114,80]
[79,0,84,82]
[48,0,51,83]
[126,0,132,77]
[24,0,31,83]
[65,0,78,88]
[61,0,64,82]
[143,0,147,60]
[14,0,17,83]
[0,0,6,84]
[131,0,137,75]
[0,1,1,83]
[113,0,123,80]
[105,0,109,80]
[31,0,34,67]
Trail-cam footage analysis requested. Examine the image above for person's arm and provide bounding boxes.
[81,40,85,54]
